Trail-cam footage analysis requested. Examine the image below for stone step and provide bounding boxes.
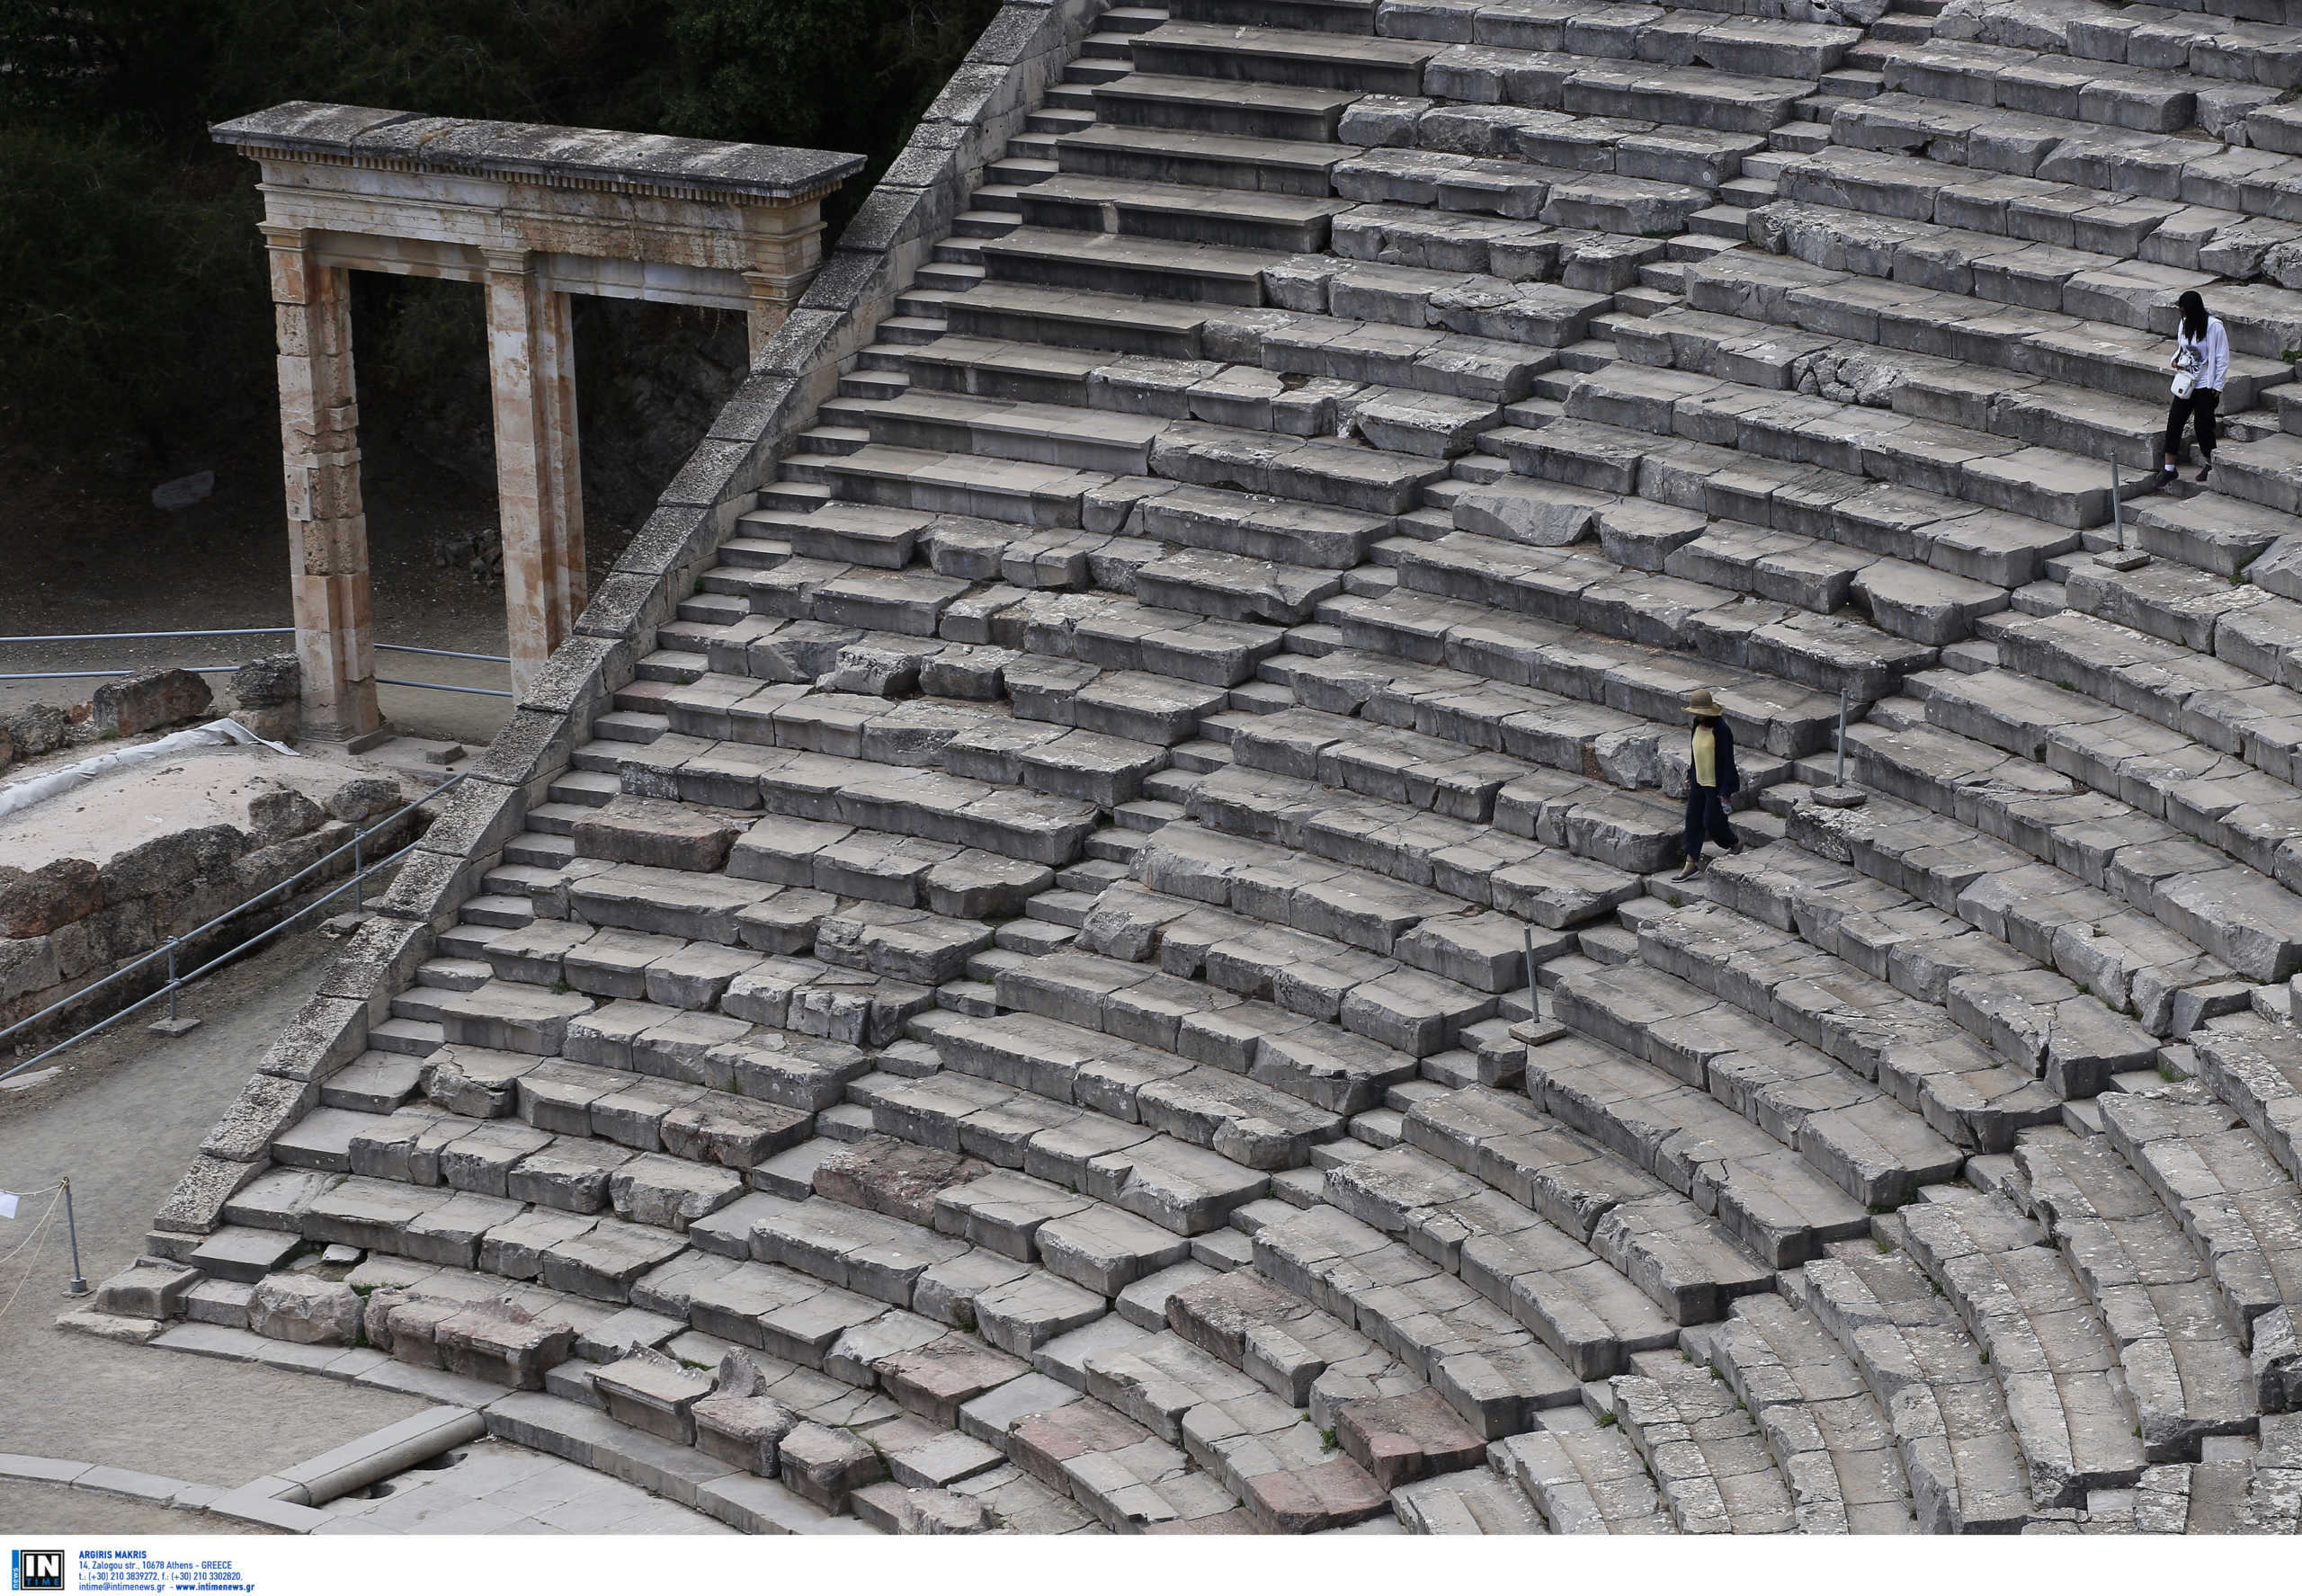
[1631,891,2065,1151]
[1611,1347,1803,1532]
[1874,39,2213,136]
[1242,1198,1595,1431]
[1791,1237,2035,1531]
[2013,1124,2262,1459]
[1726,202,2291,406]
[1628,289,2279,474]
[2061,549,2302,691]
[1700,825,2174,1087]
[229,1151,1240,1528]
[1053,123,1364,198]
[792,442,1112,529]
[1060,870,1511,1051]
[1774,783,2233,1043]
[1169,0,1377,34]
[1307,1106,1778,1326]
[1331,147,1715,235]
[1222,693,1784,825]
[850,1066,1268,1237]
[1403,496,2004,652]
[982,224,1296,306]
[910,997,1352,1164]
[1560,364,2115,533]
[1180,760,1655,923]
[1129,21,1438,94]
[1882,1181,2149,1504]
[1761,143,2302,354]
[1352,1087,1693,1372]
[1274,257,1617,347]
[1551,952,1967,1209]
[734,502,937,571]
[1275,607,1845,761]
[1339,546,1937,703]
[819,391,1168,477]
[1699,1290,1918,1532]
[1377,2,1861,84]
[1994,594,2302,786]
[1391,1461,1547,1532]
[1838,682,2302,982]
[674,586,1280,704]
[2095,1082,2302,1413]
[2186,1012,2302,1195]
[1523,1028,1875,1269]
[1020,172,1352,252]
[945,281,1220,358]
[1491,1408,1679,1531]
[576,736,1102,871]
[1091,71,1362,142]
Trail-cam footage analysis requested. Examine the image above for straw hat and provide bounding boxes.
[1684,689,1724,718]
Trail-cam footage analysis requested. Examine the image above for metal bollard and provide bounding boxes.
[62,1178,88,1297]
[1834,687,1848,789]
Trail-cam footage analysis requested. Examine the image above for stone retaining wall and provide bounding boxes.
[1,771,420,1047]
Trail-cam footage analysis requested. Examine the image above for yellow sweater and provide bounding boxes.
[1692,725,1717,789]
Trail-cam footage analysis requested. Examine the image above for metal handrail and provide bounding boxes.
[2,630,509,663]
[0,629,294,645]
[376,678,513,698]
[0,769,468,1083]
[376,645,511,664]
[0,668,237,681]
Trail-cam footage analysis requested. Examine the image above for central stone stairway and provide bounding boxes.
[105,0,2302,1537]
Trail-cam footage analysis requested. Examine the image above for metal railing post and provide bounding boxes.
[165,939,179,1023]
[1834,688,1848,789]
[1523,926,1539,1024]
[62,1179,88,1297]
[352,830,365,916]
[2110,457,2124,551]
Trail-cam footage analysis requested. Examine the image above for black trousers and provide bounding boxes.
[1683,782,1737,861]
[2165,387,2220,462]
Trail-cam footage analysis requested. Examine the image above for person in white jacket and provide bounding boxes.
[2162,290,2229,486]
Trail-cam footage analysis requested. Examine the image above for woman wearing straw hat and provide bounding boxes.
[1674,689,1742,882]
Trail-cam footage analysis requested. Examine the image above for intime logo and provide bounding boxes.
[10,1550,63,1592]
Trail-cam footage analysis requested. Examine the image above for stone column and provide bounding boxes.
[482,249,584,695]
[264,224,379,737]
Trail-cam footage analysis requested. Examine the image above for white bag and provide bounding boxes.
[2173,370,2198,400]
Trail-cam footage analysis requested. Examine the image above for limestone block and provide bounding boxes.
[435,1304,576,1389]
[594,1346,716,1442]
[693,1392,801,1476]
[93,667,213,736]
[778,1421,887,1510]
[248,1273,361,1346]
[93,1258,201,1321]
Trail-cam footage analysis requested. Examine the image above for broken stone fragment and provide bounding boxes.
[248,1272,361,1346]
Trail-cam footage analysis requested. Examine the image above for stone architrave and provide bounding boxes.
[214,103,864,727]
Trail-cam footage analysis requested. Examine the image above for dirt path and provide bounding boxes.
[0,928,433,1495]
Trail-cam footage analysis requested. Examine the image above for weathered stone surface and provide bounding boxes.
[92,667,213,736]
[247,1273,361,1346]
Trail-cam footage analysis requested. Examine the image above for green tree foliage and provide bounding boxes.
[0,0,993,460]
